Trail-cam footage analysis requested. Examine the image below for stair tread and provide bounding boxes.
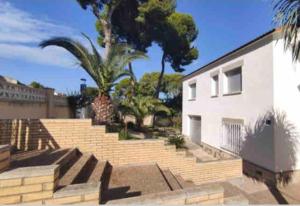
[59,153,93,186]
[88,161,107,183]
[54,182,100,198]
[53,148,77,165]
[162,170,182,190]
[174,175,195,189]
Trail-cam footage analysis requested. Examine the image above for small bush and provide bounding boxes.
[119,129,138,140]
[168,134,185,149]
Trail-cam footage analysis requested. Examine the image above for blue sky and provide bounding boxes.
[0,0,274,93]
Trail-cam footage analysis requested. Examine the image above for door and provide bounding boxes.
[189,116,201,145]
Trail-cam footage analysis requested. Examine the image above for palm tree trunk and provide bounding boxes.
[136,117,144,131]
[155,53,166,99]
[92,94,113,125]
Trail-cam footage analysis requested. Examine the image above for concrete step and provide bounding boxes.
[175,175,195,189]
[50,182,100,204]
[59,153,94,186]
[224,195,249,205]
[161,169,182,191]
[88,161,108,183]
[53,148,80,178]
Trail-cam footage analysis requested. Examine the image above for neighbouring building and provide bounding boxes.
[0,76,73,119]
[182,29,300,184]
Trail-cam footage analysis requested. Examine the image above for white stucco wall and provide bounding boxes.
[273,39,300,172]
[182,38,277,171]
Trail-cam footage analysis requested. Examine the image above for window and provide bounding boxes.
[224,67,242,95]
[189,83,196,100]
[221,118,244,155]
[211,75,219,97]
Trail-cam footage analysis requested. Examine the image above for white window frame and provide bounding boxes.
[188,81,197,100]
[223,67,243,95]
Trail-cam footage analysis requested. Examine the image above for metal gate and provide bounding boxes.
[221,119,244,155]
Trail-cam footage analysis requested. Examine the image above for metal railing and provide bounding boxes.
[221,120,244,155]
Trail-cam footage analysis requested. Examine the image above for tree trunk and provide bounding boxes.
[155,53,166,99]
[92,94,113,125]
[92,3,113,60]
[136,117,144,131]
[128,62,136,97]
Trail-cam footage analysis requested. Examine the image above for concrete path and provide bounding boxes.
[184,140,218,162]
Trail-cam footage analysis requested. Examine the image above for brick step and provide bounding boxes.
[59,153,94,186]
[10,148,71,168]
[174,175,196,189]
[88,161,108,183]
[161,169,182,191]
[47,182,101,204]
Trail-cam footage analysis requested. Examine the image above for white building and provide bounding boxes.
[182,29,300,182]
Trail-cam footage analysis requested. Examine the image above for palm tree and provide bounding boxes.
[119,95,170,130]
[274,0,300,61]
[40,34,146,124]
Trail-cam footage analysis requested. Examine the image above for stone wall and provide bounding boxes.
[0,119,242,185]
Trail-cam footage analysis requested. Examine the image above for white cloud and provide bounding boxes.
[0,43,77,68]
[0,0,86,68]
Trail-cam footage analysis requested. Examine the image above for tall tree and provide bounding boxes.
[135,1,198,98]
[153,12,198,98]
[274,0,300,61]
[77,0,122,58]
[40,34,146,124]
[104,0,176,95]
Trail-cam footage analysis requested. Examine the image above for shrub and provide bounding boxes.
[119,129,137,140]
[168,134,185,149]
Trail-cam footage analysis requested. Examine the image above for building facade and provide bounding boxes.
[182,29,300,179]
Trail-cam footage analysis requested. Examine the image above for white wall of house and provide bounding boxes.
[273,39,300,172]
[182,37,277,171]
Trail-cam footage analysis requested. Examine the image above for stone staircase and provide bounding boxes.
[0,148,107,204]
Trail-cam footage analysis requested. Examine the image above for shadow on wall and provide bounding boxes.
[0,119,60,152]
[241,109,299,186]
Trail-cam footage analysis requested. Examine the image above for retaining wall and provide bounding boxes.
[0,119,242,185]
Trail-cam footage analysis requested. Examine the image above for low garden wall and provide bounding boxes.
[0,119,242,185]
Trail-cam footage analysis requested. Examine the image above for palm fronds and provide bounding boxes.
[40,35,147,96]
[273,0,300,61]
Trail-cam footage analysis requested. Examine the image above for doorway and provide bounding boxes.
[189,116,201,145]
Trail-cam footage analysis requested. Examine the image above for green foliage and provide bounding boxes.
[119,128,138,140]
[168,134,185,149]
[40,35,146,97]
[119,95,171,129]
[112,77,134,100]
[29,81,45,89]
[273,0,300,61]
[138,72,160,97]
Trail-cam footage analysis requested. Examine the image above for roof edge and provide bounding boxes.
[183,28,279,81]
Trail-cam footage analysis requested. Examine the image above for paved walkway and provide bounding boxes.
[184,140,218,162]
[184,141,300,204]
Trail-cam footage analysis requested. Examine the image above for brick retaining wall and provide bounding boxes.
[0,145,10,173]
[0,119,242,185]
